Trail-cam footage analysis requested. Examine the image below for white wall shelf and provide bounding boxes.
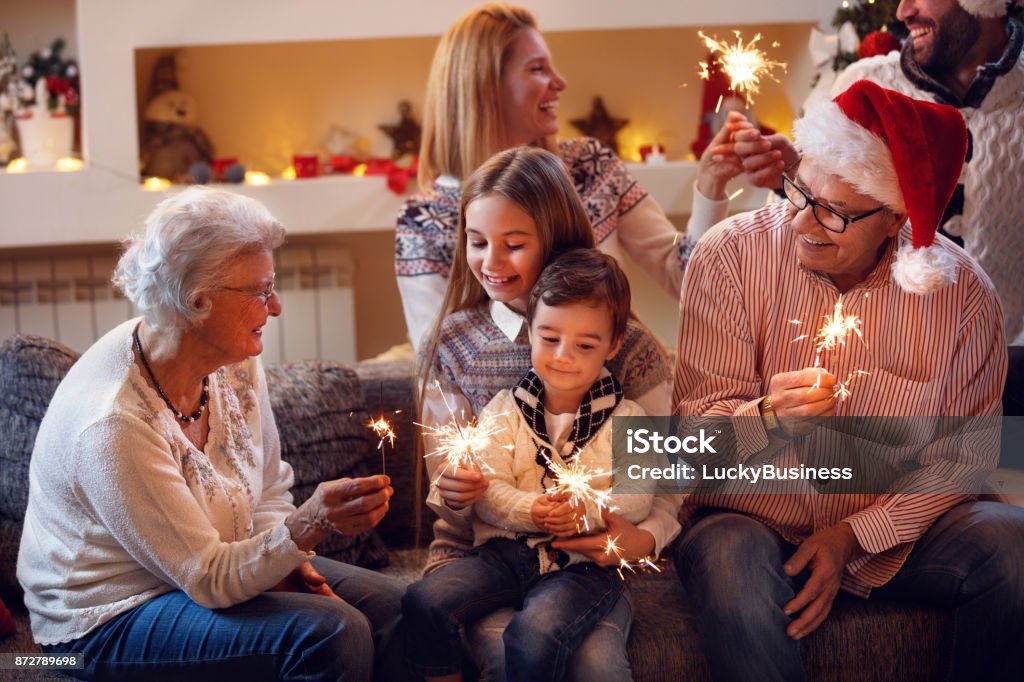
[0,0,824,248]
[0,161,769,248]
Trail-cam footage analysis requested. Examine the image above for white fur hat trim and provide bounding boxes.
[958,0,1011,18]
[891,242,958,294]
[792,100,906,214]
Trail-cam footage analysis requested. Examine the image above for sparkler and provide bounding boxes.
[698,31,787,105]
[603,534,662,581]
[792,295,871,401]
[366,382,400,475]
[417,381,506,480]
[813,296,864,361]
[542,451,615,533]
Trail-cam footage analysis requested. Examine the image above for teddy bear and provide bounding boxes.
[139,55,213,181]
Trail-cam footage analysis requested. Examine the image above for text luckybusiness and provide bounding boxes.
[623,429,853,483]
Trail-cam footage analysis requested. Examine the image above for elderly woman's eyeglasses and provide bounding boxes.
[782,174,887,234]
[220,279,276,305]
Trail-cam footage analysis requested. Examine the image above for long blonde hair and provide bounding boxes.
[418,3,558,189]
[416,145,595,411]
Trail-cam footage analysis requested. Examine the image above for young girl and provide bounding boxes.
[404,248,656,682]
[415,146,682,680]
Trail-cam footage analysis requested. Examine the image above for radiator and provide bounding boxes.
[0,245,356,364]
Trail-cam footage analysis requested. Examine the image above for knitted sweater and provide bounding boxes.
[421,301,678,572]
[832,20,1024,342]
[17,319,309,645]
[472,389,655,569]
[434,303,671,417]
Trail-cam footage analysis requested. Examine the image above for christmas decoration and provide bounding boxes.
[1,34,83,165]
[858,30,900,59]
[379,100,421,160]
[18,38,80,117]
[570,97,628,155]
[828,0,906,75]
[139,55,214,182]
[0,34,22,163]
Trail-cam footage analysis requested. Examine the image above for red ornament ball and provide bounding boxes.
[859,30,901,59]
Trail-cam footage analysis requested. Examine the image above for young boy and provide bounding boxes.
[402,248,653,682]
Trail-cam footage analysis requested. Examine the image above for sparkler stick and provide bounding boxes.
[697,31,787,105]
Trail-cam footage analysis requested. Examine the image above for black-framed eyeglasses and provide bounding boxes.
[782,174,887,234]
[220,278,276,305]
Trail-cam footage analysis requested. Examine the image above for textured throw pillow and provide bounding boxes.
[0,335,80,592]
[265,360,389,569]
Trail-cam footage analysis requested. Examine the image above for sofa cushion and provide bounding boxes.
[0,335,79,524]
[265,360,388,569]
[0,336,80,595]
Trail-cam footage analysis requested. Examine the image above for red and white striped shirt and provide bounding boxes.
[672,200,1007,595]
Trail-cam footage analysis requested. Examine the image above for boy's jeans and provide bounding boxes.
[402,536,624,682]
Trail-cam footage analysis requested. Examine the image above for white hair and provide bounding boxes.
[113,186,286,330]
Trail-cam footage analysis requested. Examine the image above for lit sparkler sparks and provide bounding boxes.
[604,534,662,581]
[543,452,614,533]
[813,295,864,360]
[793,295,871,401]
[420,414,505,478]
[368,415,397,475]
[698,31,787,105]
[833,369,871,402]
[367,382,400,475]
[417,381,505,480]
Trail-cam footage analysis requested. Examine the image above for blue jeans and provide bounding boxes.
[402,537,624,682]
[44,556,405,682]
[675,502,1024,682]
[463,592,633,682]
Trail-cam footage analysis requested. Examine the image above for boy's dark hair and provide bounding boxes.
[527,247,631,343]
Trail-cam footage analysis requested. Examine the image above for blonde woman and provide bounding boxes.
[395,2,747,352]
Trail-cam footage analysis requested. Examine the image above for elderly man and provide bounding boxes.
[735,0,1023,343]
[672,80,1024,681]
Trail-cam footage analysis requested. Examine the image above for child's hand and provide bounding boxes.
[542,493,587,537]
[531,495,558,531]
[437,465,489,510]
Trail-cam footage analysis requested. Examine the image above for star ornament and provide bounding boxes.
[379,100,422,160]
[570,97,629,155]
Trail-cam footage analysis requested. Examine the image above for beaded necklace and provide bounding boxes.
[133,324,209,423]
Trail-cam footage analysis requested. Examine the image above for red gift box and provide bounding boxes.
[211,156,238,180]
[293,153,320,179]
[329,155,358,173]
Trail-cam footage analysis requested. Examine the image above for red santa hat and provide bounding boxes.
[792,80,968,294]
[958,0,1019,18]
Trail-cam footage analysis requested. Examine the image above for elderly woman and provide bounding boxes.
[17,187,403,681]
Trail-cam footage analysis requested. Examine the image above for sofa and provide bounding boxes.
[0,333,980,681]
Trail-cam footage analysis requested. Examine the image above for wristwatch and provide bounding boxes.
[760,395,787,438]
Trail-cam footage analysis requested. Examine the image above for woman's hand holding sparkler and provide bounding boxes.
[765,368,837,437]
[721,128,800,191]
[286,475,393,550]
[531,492,587,537]
[552,509,657,567]
[437,465,489,510]
[697,112,749,201]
